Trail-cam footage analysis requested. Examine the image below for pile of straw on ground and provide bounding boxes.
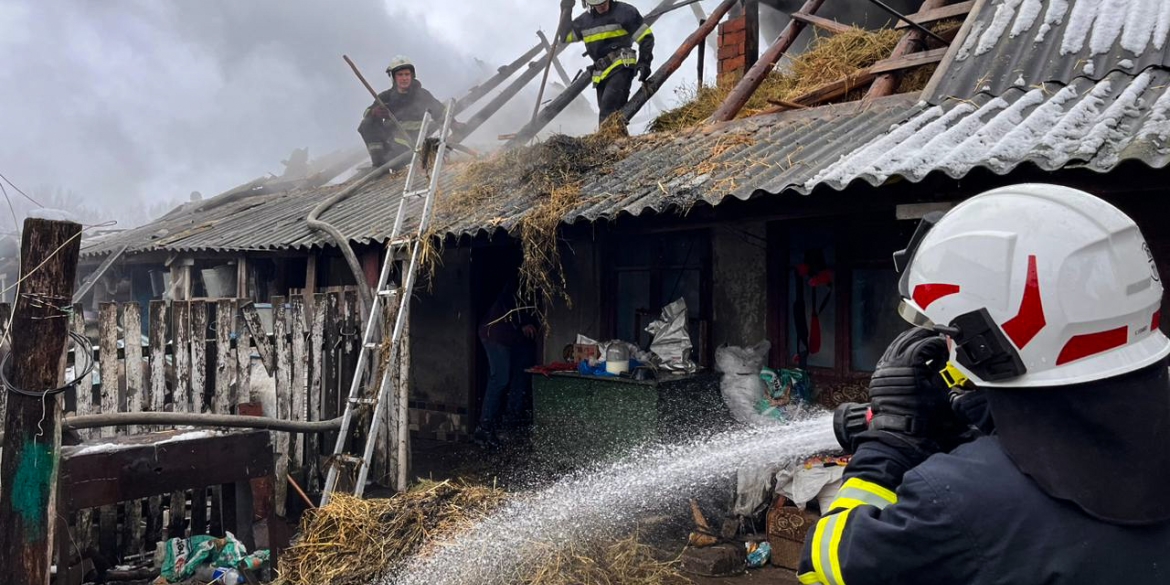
[275,480,693,585]
[275,481,507,585]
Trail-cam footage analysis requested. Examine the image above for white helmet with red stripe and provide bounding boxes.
[896,183,1170,388]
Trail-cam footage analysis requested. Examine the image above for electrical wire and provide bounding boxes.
[1,330,93,399]
[0,171,43,207]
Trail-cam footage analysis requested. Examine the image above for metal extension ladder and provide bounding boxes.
[320,99,456,505]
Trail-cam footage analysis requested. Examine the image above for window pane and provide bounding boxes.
[851,268,905,371]
[788,231,836,368]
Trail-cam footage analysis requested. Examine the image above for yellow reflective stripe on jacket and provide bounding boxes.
[798,571,825,584]
[829,477,897,512]
[592,57,636,83]
[634,24,653,42]
[584,28,629,44]
[565,30,579,43]
[811,509,853,585]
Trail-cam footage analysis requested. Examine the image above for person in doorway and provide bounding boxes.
[473,278,540,448]
[357,56,464,168]
[802,184,1170,584]
[564,0,655,125]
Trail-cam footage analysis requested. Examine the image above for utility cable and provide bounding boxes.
[0,171,43,207]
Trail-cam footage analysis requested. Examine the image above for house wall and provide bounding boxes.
[712,221,768,348]
[543,237,604,363]
[409,246,474,440]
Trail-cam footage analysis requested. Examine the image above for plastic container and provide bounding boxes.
[605,344,630,375]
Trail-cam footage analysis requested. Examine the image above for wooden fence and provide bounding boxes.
[0,287,410,563]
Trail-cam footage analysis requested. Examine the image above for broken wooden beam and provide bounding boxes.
[866,0,951,99]
[895,0,975,29]
[454,42,545,114]
[759,70,879,115]
[708,0,828,123]
[868,47,948,75]
[791,12,856,35]
[621,0,739,122]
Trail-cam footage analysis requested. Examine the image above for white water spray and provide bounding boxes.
[386,413,838,585]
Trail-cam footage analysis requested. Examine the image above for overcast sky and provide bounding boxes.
[0,1,906,227]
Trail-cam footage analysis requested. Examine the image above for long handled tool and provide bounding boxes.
[344,55,477,157]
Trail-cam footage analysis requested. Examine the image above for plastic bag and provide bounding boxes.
[746,541,772,568]
[645,298,696,373]
[755,368,815,422]
[156,532,266,583]
[715,341,772,425]
[775,464,846,510]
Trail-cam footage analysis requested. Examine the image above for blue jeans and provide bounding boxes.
[478,341,535,431]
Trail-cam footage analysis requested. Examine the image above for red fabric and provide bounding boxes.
[1002,255,1047,349]
[1154,310,1162,332]
[809,312,822,354]
[530,362,577,377]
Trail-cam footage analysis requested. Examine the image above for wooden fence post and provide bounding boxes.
[0,218,82,585]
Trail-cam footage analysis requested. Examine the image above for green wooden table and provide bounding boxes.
[529,370,727,472]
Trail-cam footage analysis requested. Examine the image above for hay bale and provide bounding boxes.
[275,481,507,585]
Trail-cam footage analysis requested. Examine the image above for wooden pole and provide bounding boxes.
[865,0,949,99]
[697,18,707,86]
[708,0,827,123]
[619,0,739,123]
[531,2,574,124]
[743,0,760,71]
[0,218,82,585]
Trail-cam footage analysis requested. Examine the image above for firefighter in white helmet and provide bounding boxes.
[357,56,463,168]
[803,184,1170,584]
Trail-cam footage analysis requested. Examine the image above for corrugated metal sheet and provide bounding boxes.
[930,0,1170,101]
[809,68,1170,190]
[83,94,921,257]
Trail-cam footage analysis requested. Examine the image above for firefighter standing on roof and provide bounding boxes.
[564,0,654,125]
[358,56,462,168]
[800,184,1170,584]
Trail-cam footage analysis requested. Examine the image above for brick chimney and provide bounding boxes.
[717,15,748,80]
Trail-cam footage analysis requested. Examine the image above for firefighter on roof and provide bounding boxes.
[358,56,463,168]
[564,0,654,125]
[805,184,1170,584]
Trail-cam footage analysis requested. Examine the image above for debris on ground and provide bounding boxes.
[275,480,507,585]
[274,478,694,585]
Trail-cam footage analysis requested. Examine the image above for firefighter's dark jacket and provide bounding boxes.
[359,79,444,145]
[564,1,655,84]
[797,436,1170,584]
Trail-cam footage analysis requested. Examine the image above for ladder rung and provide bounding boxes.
[378,288,398,297]
[405,189,429,199]
[349,397,378,406]
[364,342,378,350]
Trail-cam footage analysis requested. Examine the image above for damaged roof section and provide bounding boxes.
[929,0,1170,101]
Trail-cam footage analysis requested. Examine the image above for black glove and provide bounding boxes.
[637,63,652,83]
[862,328,960,456]
[950,387,994,435]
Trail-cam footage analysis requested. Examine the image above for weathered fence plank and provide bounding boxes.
[169,301,190,538]
[291,295,307,476]
[240,302,275,375]
[122,303,146,554]
[146,301,167,548]
[188,301,209,535]
[68,303,94,561]
[97,303,120,561]
[273,297,290,516]
[308,293,326,492]
[236,305,252,409]
[215,299,234,414]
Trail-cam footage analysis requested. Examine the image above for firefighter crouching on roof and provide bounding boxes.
[564,0,654,125]
[357,56,464,168]
[801,184,1170,584]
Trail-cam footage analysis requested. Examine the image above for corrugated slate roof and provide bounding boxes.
[84,0,1170,261]
[83,94,921,257]
[929,0,1170,101]
[809,69,1170,190]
